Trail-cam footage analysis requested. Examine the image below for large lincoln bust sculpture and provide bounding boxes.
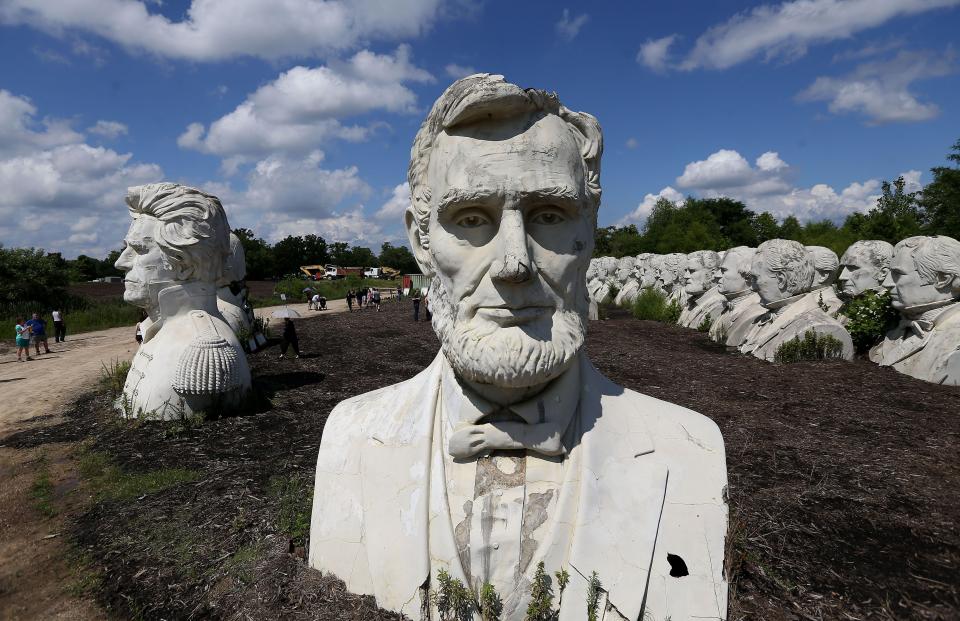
[309,75,728,621]
[115,183,251,420]
[870,235,960,385]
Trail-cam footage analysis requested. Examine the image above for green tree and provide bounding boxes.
[844,176,922,244]
[920,138,960,239]
[751,212,780,244]
[778,215,803,240]
[0,245,71,307]
[379,242,420,274]
[302,234,329,265]
[329,241,351,265]
[272,236,310,278]
[232,228,275,279]
[347,246,378,267]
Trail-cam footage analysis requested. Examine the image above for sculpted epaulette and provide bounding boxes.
[173,311,244,395]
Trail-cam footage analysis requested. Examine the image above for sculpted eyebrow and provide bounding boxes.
[437,185,580,213]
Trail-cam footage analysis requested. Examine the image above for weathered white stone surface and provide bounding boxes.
[710,247,766,347]
[679,250,725,329]
[217,233,254,337]
[838,239,894,299]
[870,235,960,385]
[309,74,727,621]
[740,239,853,361]
[115,183,251,420]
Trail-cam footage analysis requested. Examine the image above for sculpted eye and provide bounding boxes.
[455,213,490,228]
[530,208,566,225]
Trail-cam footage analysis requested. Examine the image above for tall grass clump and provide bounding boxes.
[631,288,682,324]
[774,330,845,363]
[99,358,131,396]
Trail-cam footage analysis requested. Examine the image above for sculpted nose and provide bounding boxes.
[490,210,535,284]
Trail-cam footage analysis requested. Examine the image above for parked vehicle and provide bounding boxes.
[363,266,401,279]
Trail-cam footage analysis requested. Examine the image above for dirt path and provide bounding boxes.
[0,298,356,621]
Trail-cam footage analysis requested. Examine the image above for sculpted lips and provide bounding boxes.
[474,304,554,324]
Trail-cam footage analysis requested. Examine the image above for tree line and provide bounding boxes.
[595,138,960,258]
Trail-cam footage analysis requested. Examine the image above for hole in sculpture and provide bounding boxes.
[667,553,689,577]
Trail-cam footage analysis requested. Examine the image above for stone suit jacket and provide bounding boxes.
[739,291,854,361]
[309,352,728,621]
[710,292,765,348]
[869,302,960,386]
[679,286,727,330]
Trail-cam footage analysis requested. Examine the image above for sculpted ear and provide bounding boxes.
[405,207,434,276]
[776,271,788,291]
[935,271,960,293]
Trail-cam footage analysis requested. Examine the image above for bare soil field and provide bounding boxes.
[2,303,957,620]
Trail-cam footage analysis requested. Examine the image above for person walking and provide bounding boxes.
[15,318,31,361]
[135,321,144,344]
[26,312,50,355]
[51,308,66,342]
[396,284,402,300]
[373,288,381,311]
[357,288,365,309]
[346,289,355,311]
[279,317,300,359]
[412,291,421,322]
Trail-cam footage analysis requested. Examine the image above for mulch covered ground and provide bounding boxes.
[4,302,958,620]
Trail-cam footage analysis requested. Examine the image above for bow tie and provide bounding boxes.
[448,419,568,459]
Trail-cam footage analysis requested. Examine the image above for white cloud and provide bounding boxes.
[637,34,678,72]
[179,45,432,166]
[376,182,411,221]
[625,137,639,150]
[0,0,447,62]
[0,90,163,257]
[665,147,923,223]
[661,0,960,71]
[620,186,685,225]
[798,49,954,123]
[555,9,589,41]
[87,120,128,139]
[445,63,476,79]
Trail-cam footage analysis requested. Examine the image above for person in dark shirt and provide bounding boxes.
[346,290,355,312]
[279,318,300,359]
[412,292,421,321]
[26,312,50,355]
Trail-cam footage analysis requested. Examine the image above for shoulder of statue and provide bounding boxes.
[172,310,244,395]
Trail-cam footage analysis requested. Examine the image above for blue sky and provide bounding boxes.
[1,0,958,258]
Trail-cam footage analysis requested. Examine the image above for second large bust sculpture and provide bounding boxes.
[309,75,727,621]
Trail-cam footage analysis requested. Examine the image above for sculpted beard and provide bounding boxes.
[429,275,586,388]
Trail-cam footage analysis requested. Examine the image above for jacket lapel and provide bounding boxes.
[359,353,445,618]
[563,360,668,621]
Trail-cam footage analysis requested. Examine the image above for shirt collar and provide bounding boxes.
[440,355,582,427]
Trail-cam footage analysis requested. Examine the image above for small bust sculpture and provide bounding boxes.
[870,235,960,384]
[678,250,726,329]
[309,74,727,621]
[642,254,663,291]
[115,183,251,419]
[658,252,688,303]
[710,246,766,347]
[217,233,255,338]
[740,239,853,361]
[837,240,894,299]
[805,245,843,315]
[614,252,650,306]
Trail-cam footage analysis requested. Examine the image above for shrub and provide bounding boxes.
[631,288,681,324]
[774,330,846,364]
[841,290,899,353]
[697,315,713,333]
[431,569,474,621]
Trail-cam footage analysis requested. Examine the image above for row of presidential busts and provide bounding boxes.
[114,182,260,420]
[587,236,960,386]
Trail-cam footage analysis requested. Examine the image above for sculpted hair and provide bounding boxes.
[407,73,603,253]
[805,246,840,273]
[842,239,893,270]
[687,250,720,271]
[758,239,814,295]
[220,232,247,286]
[126,182,231,284]
[725,246,756,279]
[662,252,688,277]
[898,235,960,291]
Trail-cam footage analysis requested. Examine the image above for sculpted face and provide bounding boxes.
[684,261,715,296]
[749,255,787,305]
[641,258,660,288]
[883,245,958,311]
[838,248,884,298]
[115,215,179,310]
[421,112,591,387]
[718,252,749,297]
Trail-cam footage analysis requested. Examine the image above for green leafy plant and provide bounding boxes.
[631,288,681,324]
[99,358,131,397]
[841,289,899,353]
[586,571,603,621]
[269,474,313,545]
[774,330,846,364]
[432,569,475,621]
[697,315,713,333]
[525,561,555,621]
[479,583,503,621]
